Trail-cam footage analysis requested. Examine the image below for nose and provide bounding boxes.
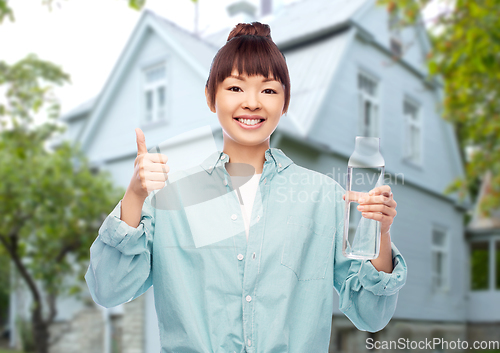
[242,91,262,111]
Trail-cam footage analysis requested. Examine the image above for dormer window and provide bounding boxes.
[143,63,167,124]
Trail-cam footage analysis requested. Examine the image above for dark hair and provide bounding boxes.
[205,22,291,115]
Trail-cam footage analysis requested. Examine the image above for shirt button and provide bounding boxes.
[246,295,252,302]
[224,179,228,186]
[237,254,244,260]
[278,163,282,168]
[221,155,226,159]
[247,339,252,347]
[252,252,256,260]
[208,166,213,171]
[256,215,260,221]
[231,214,237,220]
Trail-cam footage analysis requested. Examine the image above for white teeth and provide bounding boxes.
[237,118,262,126]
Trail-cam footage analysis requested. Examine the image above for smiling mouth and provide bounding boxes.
[234,118,265,126]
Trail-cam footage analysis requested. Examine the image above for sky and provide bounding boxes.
[0,0,445,126]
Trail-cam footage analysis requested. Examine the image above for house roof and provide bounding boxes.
[59,96,97,122]
[468,170,500,231]
[203,0,367,49]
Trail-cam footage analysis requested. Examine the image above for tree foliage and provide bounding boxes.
[377,0,500,218]
[0,54,125,352]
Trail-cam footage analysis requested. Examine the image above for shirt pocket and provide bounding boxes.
[280,214,335,281]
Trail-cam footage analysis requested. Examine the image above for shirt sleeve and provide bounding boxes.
[332,183,407,332]
[84,193,155,308]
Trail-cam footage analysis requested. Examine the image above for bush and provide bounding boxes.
[15,318,34,353]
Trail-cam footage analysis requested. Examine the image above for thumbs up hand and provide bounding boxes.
[127,128,169,200]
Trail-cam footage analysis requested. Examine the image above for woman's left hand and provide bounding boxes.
[343,185,397,236]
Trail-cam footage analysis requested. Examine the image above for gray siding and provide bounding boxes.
[278,136,467,322]
[310,35,464,203]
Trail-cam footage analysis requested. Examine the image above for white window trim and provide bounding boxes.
[469,236,500,291]
[431,225,450,293]
[142,61,168,126]
[357,71,380,138]
[402,97,423,167]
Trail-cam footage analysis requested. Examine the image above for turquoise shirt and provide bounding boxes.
[85,147,407,353]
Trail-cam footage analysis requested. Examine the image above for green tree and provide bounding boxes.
[377,0,500,218]
[0,55,125,353]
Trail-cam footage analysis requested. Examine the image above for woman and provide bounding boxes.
[85,22,407,353]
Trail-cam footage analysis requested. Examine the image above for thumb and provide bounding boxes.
[135,128,148,155]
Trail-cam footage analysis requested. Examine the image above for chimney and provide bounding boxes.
[261,0,272,16]
[226,0,257,24]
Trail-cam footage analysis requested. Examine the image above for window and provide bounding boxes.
[403,99,422,164]
[143,63,167,123]
[388,5,403,57]
[470,241,489,290]
[431,226,448,292]
[496,241,500,290]
[358,72,379,137]
[469,239,500,291]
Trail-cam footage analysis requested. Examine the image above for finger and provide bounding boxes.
[346,190,368,203]
[135,128,148,156]
[146,153,169,164]
[146,163,171,174]
[145,180,168,193]
[357,203,397,217]
[361,212,393,223]
[359,194,394,205]
[144,170,169,182]
[368,185,391,197]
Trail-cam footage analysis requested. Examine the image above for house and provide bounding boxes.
[10,0,492,351]
[465,170,500,343]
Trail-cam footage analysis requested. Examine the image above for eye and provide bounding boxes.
[228,86,241,92]
[264,89,277,94]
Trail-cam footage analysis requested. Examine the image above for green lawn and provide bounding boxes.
[0,350,24,353]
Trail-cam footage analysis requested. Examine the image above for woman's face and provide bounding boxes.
[205,69,285,147]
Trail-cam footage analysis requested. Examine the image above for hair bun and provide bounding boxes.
[227,22,272,41]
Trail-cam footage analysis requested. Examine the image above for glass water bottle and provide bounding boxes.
[342,136,385,260]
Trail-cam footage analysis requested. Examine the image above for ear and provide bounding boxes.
[205,86,216,113]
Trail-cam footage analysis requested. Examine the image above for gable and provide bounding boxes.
[77,10,217,154]
[352,0,432,74]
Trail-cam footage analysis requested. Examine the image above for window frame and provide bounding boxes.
[468,235,500,291]
[431,224,450,293]
[357,71,380,138]
[402,97,423,166]
[141,61,168,126]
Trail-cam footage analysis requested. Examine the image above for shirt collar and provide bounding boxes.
[201,147,294,175]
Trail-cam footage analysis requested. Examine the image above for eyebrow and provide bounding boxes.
[227,75,278,83]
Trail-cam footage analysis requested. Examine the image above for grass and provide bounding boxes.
[0,350,24,353]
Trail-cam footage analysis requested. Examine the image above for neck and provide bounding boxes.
[222,137,270,175]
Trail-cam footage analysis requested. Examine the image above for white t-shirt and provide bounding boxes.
[230,173,262,241]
